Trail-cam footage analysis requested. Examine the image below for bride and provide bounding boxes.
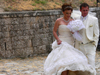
[44,3,95,75]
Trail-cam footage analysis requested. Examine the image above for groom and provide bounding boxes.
[73,3,99,74]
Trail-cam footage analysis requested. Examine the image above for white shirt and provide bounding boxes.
[81,15,88,22]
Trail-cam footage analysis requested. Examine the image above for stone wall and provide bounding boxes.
[92,7,100,30]
[0,10,63,58]
[0,8,100,58]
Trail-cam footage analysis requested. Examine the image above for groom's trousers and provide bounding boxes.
[75,41,97,75]
[79,43,96,68]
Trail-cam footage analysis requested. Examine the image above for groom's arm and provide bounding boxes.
[93,17,99,47]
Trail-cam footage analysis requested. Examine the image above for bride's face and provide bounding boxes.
[63,10,72,19]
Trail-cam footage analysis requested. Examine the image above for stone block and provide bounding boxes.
[38,45,46,54]
[17,30,23,36]
[0,19,5,25]
[6,41,12,50]
[14,47,33,58]
[23,17,33,24]
[33,47,39,56]
[0,50,6,58]
[1,25,9,32]
[5,50,15,58]
[11,18,19,25]
[0,26,1,32]
[19,18,26,24]
[9,30,17,37]
[26,24,30,29]
[4,32,10,38]
[32,38,42,46]
[31,23,39,29]
[33,45,46,55]
[38,29,44,34]
[0,32,4,38]
[30,17,36,24]
[3,18,11,25]
[22,29,31,36]
[17,36,29,40]
[42,38,49,45]
[11,40,28,49]
[27,40,32,47]
[43,28,49,33]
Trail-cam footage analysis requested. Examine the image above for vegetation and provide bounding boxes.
[0,0,97,12]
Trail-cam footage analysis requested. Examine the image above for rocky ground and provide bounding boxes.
[0,51,100,75]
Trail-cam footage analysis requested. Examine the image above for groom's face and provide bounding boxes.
[80,6,89,17]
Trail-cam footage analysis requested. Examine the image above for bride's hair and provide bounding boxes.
[61,3,73,12]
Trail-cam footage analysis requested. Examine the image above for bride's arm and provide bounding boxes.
[53,19,62,45]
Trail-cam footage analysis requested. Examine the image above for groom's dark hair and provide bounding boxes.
[80,3,89,9]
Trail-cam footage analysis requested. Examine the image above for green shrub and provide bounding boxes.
[32,3,36,6]
[61,0,65,3]
[35,0,47,5]
[23,0,27,1]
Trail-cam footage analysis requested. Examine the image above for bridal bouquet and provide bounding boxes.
[67,19,85,41]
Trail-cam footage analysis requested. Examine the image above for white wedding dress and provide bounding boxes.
[44,24,95,75]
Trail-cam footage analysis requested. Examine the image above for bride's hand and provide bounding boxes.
[71,31,74,34]
[57,39,62,45]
